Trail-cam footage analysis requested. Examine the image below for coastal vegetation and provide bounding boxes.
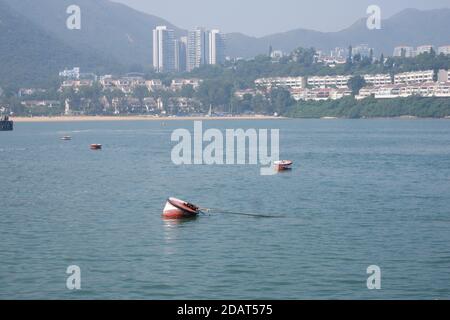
[287,96,450,119]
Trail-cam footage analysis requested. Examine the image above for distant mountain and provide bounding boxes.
[1,0,450,88]
[1,0,185,67]
[0,0,114,88]
[226,8,450,58]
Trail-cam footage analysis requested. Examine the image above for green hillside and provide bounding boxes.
[0,0,118,89]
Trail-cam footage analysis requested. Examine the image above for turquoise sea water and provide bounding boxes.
[1,119,450,299]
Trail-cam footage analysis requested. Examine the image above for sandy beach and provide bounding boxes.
[12,115,283,123]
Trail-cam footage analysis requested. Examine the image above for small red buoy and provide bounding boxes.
[162,197,200,219]
[90,144,102,150]
[274,160,293,171]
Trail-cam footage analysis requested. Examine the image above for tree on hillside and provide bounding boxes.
[348,76,367,96]
[133,86,150,104]
[270,87,295,115]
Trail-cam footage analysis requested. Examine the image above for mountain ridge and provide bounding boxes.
[225,8,450,57]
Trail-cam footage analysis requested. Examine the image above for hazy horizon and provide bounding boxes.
[112,0,450,36]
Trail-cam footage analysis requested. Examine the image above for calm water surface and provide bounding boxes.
[1,119,450,299]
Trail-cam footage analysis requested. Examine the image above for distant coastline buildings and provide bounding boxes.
[393,44,450,58]
[152,26,226,73]
[254,69,450,102]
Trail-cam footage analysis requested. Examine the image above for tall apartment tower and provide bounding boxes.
[153,26,176,73]
[209,29,225,65]
[175,37,188,73]
[187,27,209,71]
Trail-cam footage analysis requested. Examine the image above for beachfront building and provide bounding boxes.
[307,75,352,88]
[363,74,393,86]
[153,26,176,73]
[60,80,94,92]
[394,70,435,85]
[255,77,306,89]
[145,79,164,92]
[170,78,202,91]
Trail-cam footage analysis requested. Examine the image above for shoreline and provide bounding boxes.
[10,115,450,123]
[12,115,283,123]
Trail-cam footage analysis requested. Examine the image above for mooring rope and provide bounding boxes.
[200,208,285,219]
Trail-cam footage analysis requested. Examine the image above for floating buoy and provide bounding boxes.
[274,160,293,171]
[90,144,102,150]
[162,197,200,219]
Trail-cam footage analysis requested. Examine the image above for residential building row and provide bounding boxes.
[356,82,450,100]
[60,76,202,93]
[255,70,449,90]
[153,26,226,73]
[253,70,450,101]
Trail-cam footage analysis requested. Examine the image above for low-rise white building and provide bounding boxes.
[170,78,202,91]
[255,77,306,89]
[416,45,434,55]
[438,46,450,56]
[291,87,352,101]
[255,77,306,88]
[363,74,392,86]
[307,75,351,88]
[393,46,415,58]
[60,80,94,92]
[394,70,435,85]
[356,82,450,99]
[145,79,164,92]
[59,67,80,79]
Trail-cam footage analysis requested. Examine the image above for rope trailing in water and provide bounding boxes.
[200,208,285,219]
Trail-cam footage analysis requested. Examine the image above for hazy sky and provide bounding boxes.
[112,0,450,36]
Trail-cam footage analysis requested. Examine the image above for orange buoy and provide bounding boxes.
[163,197,200,219]
[274,160,293,171]
[90,144,102,150]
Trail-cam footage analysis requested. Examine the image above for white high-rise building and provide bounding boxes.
[208,29,225,65]
[174,37,187,72]
[153,26,176,73]
[187,28,209,72]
